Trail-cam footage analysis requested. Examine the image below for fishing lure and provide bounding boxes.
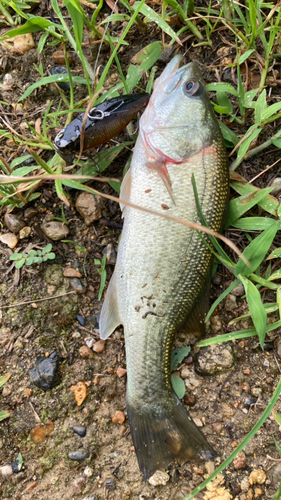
[54,93,150,164]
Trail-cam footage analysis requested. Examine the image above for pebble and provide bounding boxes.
[0,232,18,248]
[75,192,103,225]
[49,66,70,92]
[92,340,105,353]
[240,476,250,492]
[4,213,25,233]
[276,338,281,359]
[84,466,93,477]
[119,425,127,436]
[232,282,245,296]
[63,267,82,278]
[72,425,87,438]
[183,394,196,406]
[225,293,237,311]
[76,314,85,326]
[212,273,222,285]
[112,411,125,424]
[84,337,95,348]
[79,345,95,359]
[193,417,203,427]
[105,479,116,490]
[2,384,12,397]
[72,476,85,494]
[210,315,222,333]
[249,469,266,485]
[102,243,116,264]
[19,226,31,239]
[213,423,223,434]
[270,177,281,196]
[194,344,234,375]
[116,367,127,378]
[70,278,86,294]
[233,452,246,470]
[41,221,69,240]
[251,386,262,397]
[0,465,13,477]
[28,351,61,391]
[11,460,22,473]
[254,487,263,497]
[30,421,54,443]
[24,207,37,219]
[172,483,190,499]
[148,470,170,486]
[68,450,89,462]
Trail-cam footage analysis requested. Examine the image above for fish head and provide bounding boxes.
[141,56,220,164]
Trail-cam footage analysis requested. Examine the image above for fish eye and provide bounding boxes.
[183,80,202,97]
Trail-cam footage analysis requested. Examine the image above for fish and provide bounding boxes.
[53,93,150,165]
[99,55,229,480]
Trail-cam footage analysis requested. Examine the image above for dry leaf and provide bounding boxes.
[4,33,35,54]
[35,118,41,136]
[105,0,118,13]
[70,381,87,406]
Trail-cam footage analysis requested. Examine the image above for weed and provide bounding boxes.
[0,373,11,422]
[10,243,56,269]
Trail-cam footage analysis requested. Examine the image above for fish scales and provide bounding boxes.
[100,56,229,480]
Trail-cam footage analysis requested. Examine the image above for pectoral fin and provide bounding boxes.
[146,159,175,204]
[119,167,131,215]
[99,272,121,339]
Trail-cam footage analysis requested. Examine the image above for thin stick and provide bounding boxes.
[0,291,76,309]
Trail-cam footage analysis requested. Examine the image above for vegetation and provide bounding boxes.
[1,0,281,497]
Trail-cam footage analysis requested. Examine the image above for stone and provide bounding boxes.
[112,411,125,424]
[249,469,266,485]
[24,207,37,219]
[194,344,234,376]
[92,340,105,353]
[75,192,103,225]
[0,233,18,248]
[72,476,86,494]
[70,278,86,294]
[41,221,69,240]
[4,213,25,233]
[19,226,31,239]
[116,367,127,378]
[270,177,281,196]
[233,452,246,470]
[28,351,61,391]
[225,293,237,311]
[84,466,93,477]
[72,425,87,438]
[68,450,89,462]
[210,315,222,333]
[79,345,95,359]
[240,476,250,492]
[2,384,12,397]
[148,470,170,486]
[0,465,13,477]
[232,282,245,296]
[63,267,82,278]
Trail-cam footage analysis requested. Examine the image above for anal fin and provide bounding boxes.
[99,272,121,339]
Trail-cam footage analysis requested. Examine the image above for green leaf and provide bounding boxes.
[15,259,26,269]
[206,82,238,96]
[216,92,232,114]
[267,248,281,260]
[42,244,52,254]
[17,453,23,471]
[273,411,281,427]
[171,374,186,399]
[25,257,34,266]
[47,252,56,259]
[254,89,267,124]
[232,217,277,231]
[219,121,239,146]
[0,16,63,39]
[230,172,279,216]
[236,127,262,163]
[0,373,11,387]
[226,187,273,227]
[205,279,240,323]
[235,221,280,275]
[98,269,107,301]
[238,48,255,65]
[126,41,163,92]
[10,253,23,261]
[239,276,267,348]
[261,102,281,123]
[0,410,11,422]
[19,75,88,102]
[273,437,281,459]
[171,346,191,371]
[132,2,182,44]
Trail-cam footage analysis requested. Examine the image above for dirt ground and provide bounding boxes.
[2,2,281,500]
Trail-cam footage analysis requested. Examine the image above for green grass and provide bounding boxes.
[1,0,281,497]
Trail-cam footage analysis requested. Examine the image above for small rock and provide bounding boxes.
[268,463,281,483]
[184,394,196,406]
[92,340,105,353]
[63,267,82,278]
[244,368,251,375]
[276,338,281,359]
[84,337,95,348]
[102,243,116,264]
[72,425,87,438]
[41,221,69,240]
[68,450,89,462]
[84,466,93,477]
[19,226,31,239]
[70,381,87,406]
[232,282,245,296]
[221,402,234,418]
[172,483,190,500]
[148,470,170,486]
[0,233,18,248]
[210,315,222,333]
[70,278,86,294]
[212,274,221,285]
[2,384,12,397]
[30,421,54,443]
[24,207,37,219]
[76,314,85,326]
[225,293,237,311]
[249,469,266,485]
[76,192,103,225]
[194,344,234,376]
[11,460,22,473]
[112,411,125,424]
[72,476,86,494]
[193,417,203,427]
[79,345,95,359]
[0,465,13,477]
[28,351,61,391]
[254,487,262,498]
[3,73,14,87]
[119,425,127,436]
[116,367,127,378]
[213,423,223,434]
[12,33,35,53]
[240,476,250,492]
[270,177,281,196]
[105,479,116,491]
[233,452,246,470]
[4,213,25,233]
[251,386,262,398]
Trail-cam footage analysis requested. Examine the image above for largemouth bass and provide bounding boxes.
[100,55,229,480]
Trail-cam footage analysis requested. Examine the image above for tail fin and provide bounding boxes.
[127,394,217,480]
